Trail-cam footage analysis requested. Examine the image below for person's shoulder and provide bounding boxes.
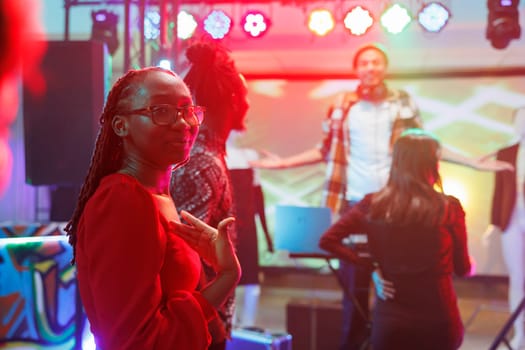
[355,193,374,211]
[362,193,374,203]
[326,91,359,121]
[192,151,226,171]
[342,91,359,105]
[444,194,462,206]
[443,194,465,220]
[99,172,143,187]
[93,173,152,202]
[330,91,359,108]
[179,149,221,171]
[387,88,411,100]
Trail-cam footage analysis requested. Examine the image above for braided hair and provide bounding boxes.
[65,66,177,263]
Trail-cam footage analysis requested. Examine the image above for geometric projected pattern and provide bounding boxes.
[241,77,525,273]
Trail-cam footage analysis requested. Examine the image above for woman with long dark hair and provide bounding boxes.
[320,129,471,350]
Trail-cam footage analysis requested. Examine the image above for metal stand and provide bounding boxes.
[64,0,148,71]
[489,296,525,350]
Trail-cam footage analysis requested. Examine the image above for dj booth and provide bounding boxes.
[273,205,370,350]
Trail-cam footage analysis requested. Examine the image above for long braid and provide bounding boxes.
[65,67,175,264]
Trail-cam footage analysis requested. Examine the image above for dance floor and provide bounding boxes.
[233,265,514,350]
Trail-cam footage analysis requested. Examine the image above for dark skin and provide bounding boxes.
[113,70,240,308]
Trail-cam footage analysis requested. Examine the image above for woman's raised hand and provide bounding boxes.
[171,210,240,275]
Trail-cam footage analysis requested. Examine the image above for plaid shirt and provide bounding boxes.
[318,89,422,214]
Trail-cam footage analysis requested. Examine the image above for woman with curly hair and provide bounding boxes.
[170,40,249,350]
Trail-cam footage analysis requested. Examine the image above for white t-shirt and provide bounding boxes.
[345,100,396,201]
[225,145,261,186]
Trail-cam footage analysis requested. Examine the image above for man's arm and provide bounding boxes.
[250,148,323,169]
[441,147,514,172]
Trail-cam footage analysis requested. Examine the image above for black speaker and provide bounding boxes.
[286,299,343,350]
[23,40,108,186]
[229,168,260,285]
[50,185,80,222]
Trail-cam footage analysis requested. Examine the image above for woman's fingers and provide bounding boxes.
[180,210,209,230]
[381,280,395,299]
[217,217,235,233]
[372,268,395,300]
[171,212,237,272]
[178,210,219,243]
[170,221,198,246]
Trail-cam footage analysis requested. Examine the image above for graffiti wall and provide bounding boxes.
[0,224,89,349]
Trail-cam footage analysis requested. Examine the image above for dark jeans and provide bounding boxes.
[339,200,372,350]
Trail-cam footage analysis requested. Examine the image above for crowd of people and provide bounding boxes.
[0,10,514,344]
[63,39,521,349]
[61,41,520,350]
[0,0,521,348]
[252,43,513,350]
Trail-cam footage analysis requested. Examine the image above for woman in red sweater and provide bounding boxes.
[65,67,241,349]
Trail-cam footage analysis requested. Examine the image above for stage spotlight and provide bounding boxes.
[307,9,335,37]
[144,9,160,40]
[343,6,374,36]
[178,10,198,40]
[380,4,412,34]
[242,11,271,38]
[486,0,521,49]
[91,9,119,56]
[157,58,173,70]
[203,9,232,40]
[418,2,451,33]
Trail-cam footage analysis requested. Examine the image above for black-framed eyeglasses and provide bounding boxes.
[119,104,205,126]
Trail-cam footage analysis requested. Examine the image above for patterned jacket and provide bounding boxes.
[170,127,236,341]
